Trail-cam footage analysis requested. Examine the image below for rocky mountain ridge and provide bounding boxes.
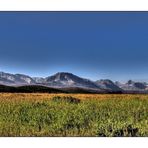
[0,71,148,93]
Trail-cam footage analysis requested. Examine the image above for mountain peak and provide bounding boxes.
[53,72,74,77]
[55,72,73,74]
[127,80,134,85]
[95,79,122,91]
[0,71,35,85]
[45,72,99,89]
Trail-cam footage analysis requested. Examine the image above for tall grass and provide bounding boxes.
[0,93,147,136]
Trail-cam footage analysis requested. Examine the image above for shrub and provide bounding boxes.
[52,96,81,104]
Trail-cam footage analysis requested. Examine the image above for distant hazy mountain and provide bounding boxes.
[32,77,46,83]
[95,79,122,91]
[0,72,35,85]
[115,80,148,91]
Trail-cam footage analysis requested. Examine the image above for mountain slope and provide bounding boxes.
[32,77,46,83]
[0,72,35,85]
[115,80,147,91]
[95,79,122,91]
[45,72,101,89]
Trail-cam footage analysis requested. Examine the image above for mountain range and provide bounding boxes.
[0,71,148,93]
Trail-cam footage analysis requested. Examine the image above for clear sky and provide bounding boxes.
[0,12,148,81]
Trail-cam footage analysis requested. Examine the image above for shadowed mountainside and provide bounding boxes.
[0,85,124,94]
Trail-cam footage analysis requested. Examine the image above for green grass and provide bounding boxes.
[0,94,147,136]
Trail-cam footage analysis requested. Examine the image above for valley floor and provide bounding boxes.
[0,93,147,137]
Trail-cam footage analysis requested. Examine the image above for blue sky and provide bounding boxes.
[0,12,148,81]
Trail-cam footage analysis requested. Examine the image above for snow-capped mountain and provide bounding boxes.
[32,77,46,83]
[95,79,122,91]
[45,72,100,89]
[115,80,147,91]
[0,72,35,85]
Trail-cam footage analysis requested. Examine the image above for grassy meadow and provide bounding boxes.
[0,93,147,137]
